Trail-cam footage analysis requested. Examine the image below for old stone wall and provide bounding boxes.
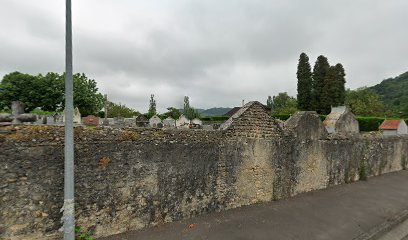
[1,116,408,239]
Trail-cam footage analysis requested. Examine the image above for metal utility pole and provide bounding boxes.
[63,0,75,239]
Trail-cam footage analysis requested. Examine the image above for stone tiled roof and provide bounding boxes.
[219,101,282,138]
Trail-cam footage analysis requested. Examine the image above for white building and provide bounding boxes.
[379,120,408,136]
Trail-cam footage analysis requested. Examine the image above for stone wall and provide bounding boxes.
[1,105,408,240]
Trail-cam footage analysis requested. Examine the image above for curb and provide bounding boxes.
[353,209,408,240]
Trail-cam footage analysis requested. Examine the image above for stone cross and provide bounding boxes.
[103,94,109,126]
[0,101,36,124]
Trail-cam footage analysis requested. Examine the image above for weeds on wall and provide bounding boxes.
[359,161,368,181]
[75,227,94,240]
[402,157,407,170]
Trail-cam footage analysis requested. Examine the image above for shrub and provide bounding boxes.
[271,114,291,121]
[200,115,229,121]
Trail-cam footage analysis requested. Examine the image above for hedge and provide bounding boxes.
[271,113,407,132]
[200,115,230,121]
[202,113,407,132]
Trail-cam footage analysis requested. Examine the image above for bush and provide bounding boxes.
[356,117,385,132]
[271,114,291,121]
[200,115,229,121]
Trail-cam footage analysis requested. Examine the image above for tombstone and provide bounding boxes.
[124,118,136,127]
[285,111,328,140]
[149,115,162,128]
[136,115,149,127]
[102,94,109,126]
[34,115,47,125]
[163,117,176,129]
[323,106,359,134]
[191,118,203,126]
[82,115,100,126]
[202,125,214,130]
[55,114,64,124]
[62,107,81,124]
[0,101,36,124]
[113,117,125,127]
[176,115,190,129]
[47,116,55,125]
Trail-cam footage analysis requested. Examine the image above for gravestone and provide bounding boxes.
[149,115,162,128]
[62,107,81,124]
[202,125,213,130]
[82,115,100,126]
[323,106,359,134]
[176,115,190,129]
[191,118,203,126]
[113,117,125,127]
[163,117,176,128]
[102,94,109,126]
[124,118,136,127]
[136,115,149,127]
[0,101,36,124]
[47,116,55,125]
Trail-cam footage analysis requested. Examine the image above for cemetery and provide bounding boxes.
[1,101,408,239]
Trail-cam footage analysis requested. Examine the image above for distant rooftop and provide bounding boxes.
[379,120,404,130]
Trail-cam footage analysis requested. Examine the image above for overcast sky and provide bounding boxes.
[0,0,407,112]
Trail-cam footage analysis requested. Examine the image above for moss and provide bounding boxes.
[401,157,407,170]
[359,161,368,181]
[120,131,140,141]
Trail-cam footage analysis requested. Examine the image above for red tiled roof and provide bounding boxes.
[379,120,402,130]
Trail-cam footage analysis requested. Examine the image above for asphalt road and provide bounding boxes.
[101,171,408,240]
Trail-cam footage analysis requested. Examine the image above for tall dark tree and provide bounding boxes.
[147,94,157,118]
[266,96,273,110]
[296,53,313,110]
[320,66,337,114]
[312,55,330,113]
[333,63,346,106]
[183,96,200,120]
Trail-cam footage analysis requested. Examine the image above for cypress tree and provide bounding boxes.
[312,55,330,113]
[321,66,337,114]
[296,53,313,110]
[333,63,346,106]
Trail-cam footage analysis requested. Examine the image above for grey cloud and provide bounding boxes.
[1,0,407,112]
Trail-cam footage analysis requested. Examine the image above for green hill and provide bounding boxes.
[199,107,232,116]
[370,71,408,117]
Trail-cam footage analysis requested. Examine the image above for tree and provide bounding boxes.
[36,72,64,111]
[147,94,156,118]
[333,63,346,106]
[312,55,330,113]
[0,72,104,116]
[183,96,190,113]
[266,96,273,110]
[320,66,337,114]
[107,102,139,118]
[296,53,313,110]
[0,72,40,111]
[183,96,200,120]
[271,92,298,114]
[164,107,181,119]
[345,88,387,116]
[70,73,104,116]
[400,95,408,118]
